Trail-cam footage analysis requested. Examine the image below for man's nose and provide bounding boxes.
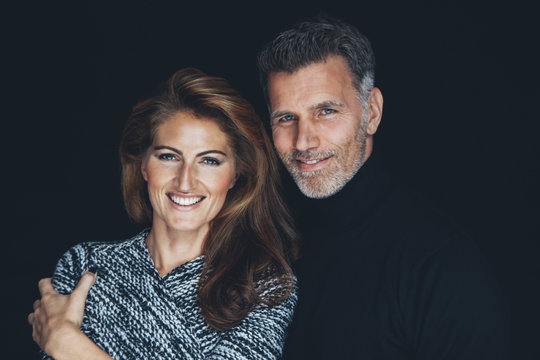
[295,118,320,151]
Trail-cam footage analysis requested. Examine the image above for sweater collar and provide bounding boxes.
[285,150,393,235]
[135,229,205,282]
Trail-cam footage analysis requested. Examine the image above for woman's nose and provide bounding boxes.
[177,164,196,191]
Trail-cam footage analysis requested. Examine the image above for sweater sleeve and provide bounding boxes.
[41,244,92,360]
[51,243,92,294]
[206,278,298,360]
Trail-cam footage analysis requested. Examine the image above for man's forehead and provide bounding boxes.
[268,55,351,79]
[268,58,356,112]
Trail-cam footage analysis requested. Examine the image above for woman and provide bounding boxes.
[28,68,299,359]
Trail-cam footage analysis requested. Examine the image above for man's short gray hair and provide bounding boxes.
[257,14,376,110]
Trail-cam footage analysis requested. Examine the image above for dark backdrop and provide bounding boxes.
[5,1,539,358]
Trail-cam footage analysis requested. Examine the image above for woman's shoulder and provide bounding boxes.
[52,229,150,293]
[64,229,149,257]
[54,230,148,274]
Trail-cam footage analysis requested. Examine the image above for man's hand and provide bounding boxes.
[28,272,96,356]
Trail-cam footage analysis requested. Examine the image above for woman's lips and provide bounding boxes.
[167,193,205,209]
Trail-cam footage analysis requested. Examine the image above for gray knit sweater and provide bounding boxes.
[44,230,297,359]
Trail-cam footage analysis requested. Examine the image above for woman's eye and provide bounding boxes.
[203,157,221,166]
[158,153,177,161]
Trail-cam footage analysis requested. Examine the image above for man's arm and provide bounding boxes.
[30,275,113,360]
[406,237,509,359]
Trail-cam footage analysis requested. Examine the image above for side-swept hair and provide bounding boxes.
[257,15,376,109]
[119,68,299,331]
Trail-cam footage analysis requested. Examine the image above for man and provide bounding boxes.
[257,16,509,359]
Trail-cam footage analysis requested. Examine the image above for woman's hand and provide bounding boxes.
[28,272,96,357]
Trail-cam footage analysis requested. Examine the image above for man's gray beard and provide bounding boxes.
[279,121,368,199]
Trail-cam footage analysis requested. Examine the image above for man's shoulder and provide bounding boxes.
[372,182,481,260]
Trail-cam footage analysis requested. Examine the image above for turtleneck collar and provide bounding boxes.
[285,150,394,237]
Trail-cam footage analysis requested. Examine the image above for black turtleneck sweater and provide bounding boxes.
[283,152,508,359]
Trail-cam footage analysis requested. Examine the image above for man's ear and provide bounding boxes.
[366,87,383,135]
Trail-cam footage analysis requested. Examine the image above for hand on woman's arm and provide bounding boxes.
[28,273,113,360]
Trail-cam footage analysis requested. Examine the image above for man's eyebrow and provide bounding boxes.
[270,100,344,120]
[270,110,291,120]
[309,100,345,110]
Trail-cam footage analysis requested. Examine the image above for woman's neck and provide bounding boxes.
[146,222,207,277]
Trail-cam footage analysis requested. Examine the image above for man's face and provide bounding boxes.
[268,55,381,198]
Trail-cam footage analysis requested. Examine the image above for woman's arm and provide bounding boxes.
[28,275,113,360]
[29,274,297,359]
[207,278,298,360]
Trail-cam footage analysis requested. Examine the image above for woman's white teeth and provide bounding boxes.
[169,195,204,206]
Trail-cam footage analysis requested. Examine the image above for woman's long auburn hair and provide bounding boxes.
[119,68,299,331]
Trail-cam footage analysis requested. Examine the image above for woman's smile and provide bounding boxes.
[167,193,205,207]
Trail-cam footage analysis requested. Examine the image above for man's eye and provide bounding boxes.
[158,153,177,161]
[322,108,336,115]
[203,157,221,166]
[279,114,295,122]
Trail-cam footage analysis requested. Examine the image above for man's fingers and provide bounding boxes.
[33,299,41,311]
[28,312,34,325]
[38,278,54,295]
[70,271,97,305]
[32,322,41,345]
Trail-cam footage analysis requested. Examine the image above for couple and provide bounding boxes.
[28,16,508,359]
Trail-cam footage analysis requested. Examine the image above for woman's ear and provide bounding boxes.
[228,174,238,189]
[141,162,149,181]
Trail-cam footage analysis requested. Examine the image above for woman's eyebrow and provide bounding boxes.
[154,145,181,154]
[153,146,227,157]
[197,150,227,157]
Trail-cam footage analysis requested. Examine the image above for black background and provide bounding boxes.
[5,0,539,358]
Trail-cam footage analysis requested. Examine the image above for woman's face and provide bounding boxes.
[141,111,237,236]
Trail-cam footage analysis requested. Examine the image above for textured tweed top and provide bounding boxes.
[44,230,297,359]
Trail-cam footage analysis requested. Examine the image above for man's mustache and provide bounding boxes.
[286,149,337,161]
